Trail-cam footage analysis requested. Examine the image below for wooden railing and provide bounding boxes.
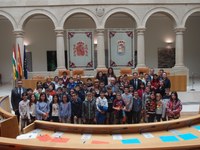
[0,96,19,138]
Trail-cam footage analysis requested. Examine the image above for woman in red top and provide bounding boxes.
[166,91,182,120]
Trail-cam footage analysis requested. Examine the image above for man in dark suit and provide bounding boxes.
[130,72,143,91]
[11,80,26,122]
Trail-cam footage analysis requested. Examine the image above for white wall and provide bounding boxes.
[145,16,176,68]
[0,18,14,84]
[184,16,200,77]
[24,17,56,72]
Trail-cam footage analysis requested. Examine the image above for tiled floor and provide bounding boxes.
[0,78,200,113]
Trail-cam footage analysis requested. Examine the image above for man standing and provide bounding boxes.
[130,72,142,90]
[11,80,27,122]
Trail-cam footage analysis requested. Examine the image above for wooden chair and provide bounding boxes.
[96,68,108,75]
[137,67,149,74]
[58,70,70,77]
[120,67,132,75]
[72,69,84,77]
[32,75,45,80]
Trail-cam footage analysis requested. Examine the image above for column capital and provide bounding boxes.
[55,28,64,37]
[136,27,146,33]
[96,28,104,33]
[13,29,24,38]
[174,27,186,33]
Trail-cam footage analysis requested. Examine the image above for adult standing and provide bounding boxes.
[11,80,27,122]
[166,91,182,120]
[130,72,143,91]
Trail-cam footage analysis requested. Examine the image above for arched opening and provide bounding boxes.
[64,13,96,69]
[23,14,56,72]
[0,15,14,84]
[184,11,200,84]
[105,13,136,68]
[145,12,176,69]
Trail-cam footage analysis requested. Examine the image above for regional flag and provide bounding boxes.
[17,44,23,79]
[12,46,18,80]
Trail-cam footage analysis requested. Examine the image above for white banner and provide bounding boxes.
[108,29,134,68]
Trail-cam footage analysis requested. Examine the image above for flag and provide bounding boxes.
[23,45,28,79]
[17,44,23,79]
[12,46,18,80]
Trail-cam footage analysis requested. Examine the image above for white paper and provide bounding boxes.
[142,133,154,138]
[31,129,41,134]
[169,129,181,135]
[81,134,92,141]
[112,134,123,140]
[16,133,38,140]
[52,132,64,138]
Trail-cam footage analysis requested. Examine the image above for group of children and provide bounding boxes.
[17,68,182,131]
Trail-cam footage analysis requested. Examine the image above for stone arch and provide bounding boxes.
[60,8,98,28]
[182,7,200,27]
[0,10,17,29]
[102,7,140,28]
[142,7,179,27]
[18,9,58,29]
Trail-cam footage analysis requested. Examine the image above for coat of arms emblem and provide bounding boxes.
[73,41,88,56]
[117,40,125,54]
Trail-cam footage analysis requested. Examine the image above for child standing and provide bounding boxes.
[49,94,60,122]
[36,92,50,121]
[132,91,142,124]
[146,92,156,123]
[59,94,71,123]
[155,93,164,122]
[96,91,108,124]
[82,92,96,124]
[19,92,30,131]
[113,93,125,124]
[29,94,36,124]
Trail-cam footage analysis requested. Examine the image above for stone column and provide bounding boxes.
[136,28,146,68]
[13,29,24,67]
[96,29,106,68]
[55,29,66,70]
[174,27,186,68]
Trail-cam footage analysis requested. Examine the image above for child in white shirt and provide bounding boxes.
[19,92,30,131]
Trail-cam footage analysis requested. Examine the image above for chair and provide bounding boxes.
[58,70,70,77]
[96,68,108,75]
[72,69,84,77]
[32,75,45,80]
[120,67,132,75]
[137,67,149,74]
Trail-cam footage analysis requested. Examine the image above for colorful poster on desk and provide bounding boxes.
[67,30,94,69]
[108,29,134,68]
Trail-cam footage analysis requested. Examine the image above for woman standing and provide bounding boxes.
[166,91,182,120]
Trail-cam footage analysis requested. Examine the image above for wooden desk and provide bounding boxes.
[0,115,199,149]
[22,75,187,92]
[168,75,187,91]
